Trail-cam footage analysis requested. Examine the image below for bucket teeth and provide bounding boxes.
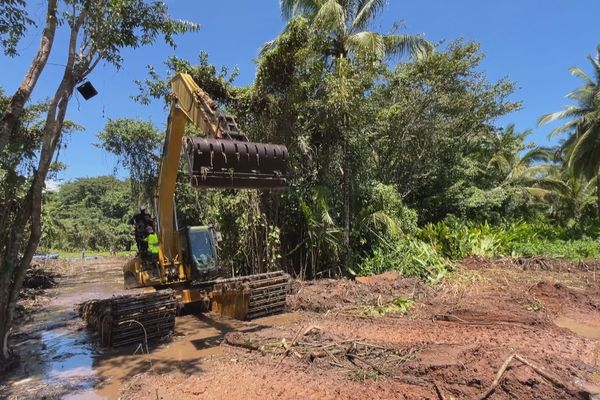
[185,137,288,189]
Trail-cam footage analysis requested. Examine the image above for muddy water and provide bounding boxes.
[555,316,600,340]
[1,260,300,400]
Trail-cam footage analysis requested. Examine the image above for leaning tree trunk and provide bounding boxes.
[0,0,58,154]
[0,14,83,367]
[597,170,600,219]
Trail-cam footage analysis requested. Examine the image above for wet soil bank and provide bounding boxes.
[1,257,600,399]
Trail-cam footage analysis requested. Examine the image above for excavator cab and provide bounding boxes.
[180,225,220,279]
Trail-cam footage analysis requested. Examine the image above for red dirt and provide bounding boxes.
[3,257,600,399]
[119,257,600,400]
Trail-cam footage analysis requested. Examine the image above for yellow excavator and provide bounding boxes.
[80,73,289,347]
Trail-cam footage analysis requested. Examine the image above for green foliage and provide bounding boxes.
[355,238,450,281]
[96,118,163,203]
[76,0,199,68]
[420,218,600,261]
[540,45,600,181]
[0,0,34,56]
[40,177,135,251]
[359,297,414,317]
[421,218,505,260]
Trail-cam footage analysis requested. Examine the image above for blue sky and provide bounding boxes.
[2,0,600,182]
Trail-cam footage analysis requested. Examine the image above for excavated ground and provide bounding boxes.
[1,257,600,399]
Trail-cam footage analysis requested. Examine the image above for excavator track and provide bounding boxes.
[79,291,178,347]
[207,271,291,320]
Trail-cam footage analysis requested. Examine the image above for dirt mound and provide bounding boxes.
[287,274,425,313]
[23,264,60,290]
[530,281,600,313]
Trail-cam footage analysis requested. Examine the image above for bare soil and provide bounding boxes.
[1,256,600,399]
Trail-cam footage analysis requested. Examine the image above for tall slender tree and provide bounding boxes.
[539,45,600,214]
[0,0,58,155]
[277,0,431,269]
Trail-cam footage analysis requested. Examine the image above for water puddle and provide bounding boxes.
[3,259,302,399]
[554,316,600,340]
[43,329,95,380]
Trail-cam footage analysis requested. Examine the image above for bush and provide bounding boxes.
[420,217,504,260]
[354,238,450,281]
[420,217,600,261]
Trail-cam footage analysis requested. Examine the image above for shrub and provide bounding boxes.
[354,238,450,281]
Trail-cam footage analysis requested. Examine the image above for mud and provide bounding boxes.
[1,257,600,399]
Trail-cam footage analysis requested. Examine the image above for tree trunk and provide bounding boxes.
[597,171,600,219]
[342,113,351,275]
[0,0,58,154]
[0,14,83,368]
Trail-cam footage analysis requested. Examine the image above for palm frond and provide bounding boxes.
[568,125,600,179]
[383,34,432,61]
[350,0,387,33]
[487,154,510,174]
[346,31,385,61]
[313,0,345,34]
[569,66,593,84]
[520,146,554,165]
[280,0,323,19]
[547,119,578,138]
[538,106,586,126]
[364,210,401,238]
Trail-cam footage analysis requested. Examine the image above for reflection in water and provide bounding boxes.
[43,329,95,380]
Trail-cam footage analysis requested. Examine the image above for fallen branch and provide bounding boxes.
[433,380,446,400]
[479,353,579,400]
[479,353,515,400]
[513,354,577,397]
[346,353,387,376]
[276,325,310,367]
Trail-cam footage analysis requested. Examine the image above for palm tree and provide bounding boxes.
[530,163,596,222]
[277,0,432,268]
[279,0,432,63]
[539,45,600,215]
[488,125,554,188]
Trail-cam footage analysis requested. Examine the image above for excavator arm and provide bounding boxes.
[156,73,288,264]
[82,74,290,347]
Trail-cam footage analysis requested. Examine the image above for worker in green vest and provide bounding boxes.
[142,227,160,278]
[146,228,160,258]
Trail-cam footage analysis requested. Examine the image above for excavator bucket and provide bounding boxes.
[184,115,287,190]
[185,137,287,189]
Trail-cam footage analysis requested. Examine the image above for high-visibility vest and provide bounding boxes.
[147,233,160,255]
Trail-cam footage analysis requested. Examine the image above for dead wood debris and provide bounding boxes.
[479,353,582,400]
[223,325,421,381]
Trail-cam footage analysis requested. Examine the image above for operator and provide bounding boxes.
[144,227,160,278]
[146,228,160,259]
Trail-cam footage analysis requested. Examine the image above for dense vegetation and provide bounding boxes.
[8,1,600,283]
[85,3,600,280]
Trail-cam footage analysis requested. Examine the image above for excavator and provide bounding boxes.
[80,73,289,347]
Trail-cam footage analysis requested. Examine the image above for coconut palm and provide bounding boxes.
[276,0,432,269]
[531,163,597,222]
[539,45,600,214]
[488,125,555,188]
[279,0,432,63]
